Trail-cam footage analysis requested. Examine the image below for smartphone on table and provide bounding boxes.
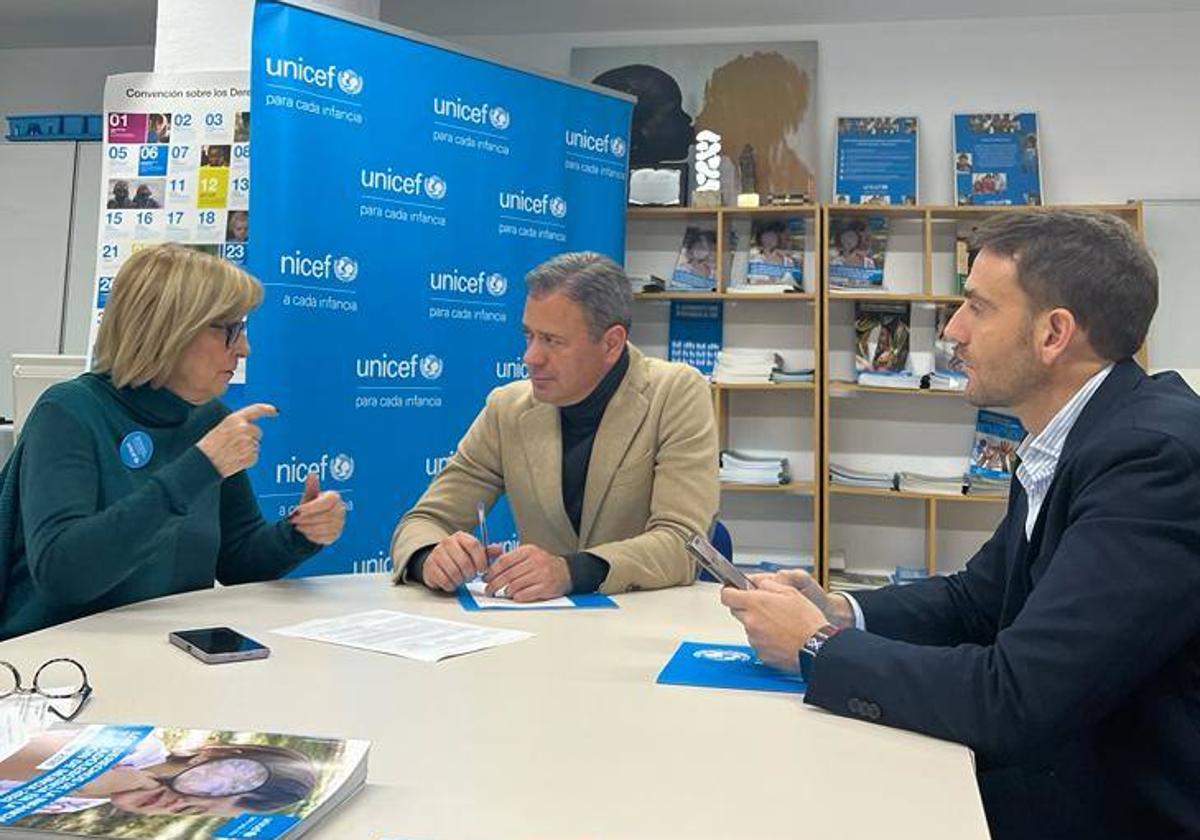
[687,533,756,591]
[168,627,270,664]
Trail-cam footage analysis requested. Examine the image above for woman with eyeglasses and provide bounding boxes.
[0,244,345,639]
[0,729,317,816]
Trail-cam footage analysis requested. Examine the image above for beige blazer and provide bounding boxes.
[390,344,718,594]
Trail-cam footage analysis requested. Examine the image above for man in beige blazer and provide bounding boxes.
[390,251,718,601]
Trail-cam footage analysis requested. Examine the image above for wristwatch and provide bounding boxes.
[798,623,840,682]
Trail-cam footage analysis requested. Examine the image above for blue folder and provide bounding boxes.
[456,586,617,611]
[656,641,806,694]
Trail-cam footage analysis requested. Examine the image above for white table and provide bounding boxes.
[0,576,990,839]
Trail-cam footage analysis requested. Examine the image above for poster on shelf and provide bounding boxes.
[833,116,918,206]
[242,0,632,577]
[953,112,1042,206]
[668,300,723,378]
[89,71,251,369]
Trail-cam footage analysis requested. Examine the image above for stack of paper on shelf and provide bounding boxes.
[828,568,895,591]
[857,370,922,389]
[771,366,815,383]
[713,349,780,384]
[829,462,894,490]
[720,450,791,485]
[893,565,931,585]
[925,371,967,391]
[726,282,800,294]
[628,274,664,294]
[896,470,967,496]
[967,473,1011,497]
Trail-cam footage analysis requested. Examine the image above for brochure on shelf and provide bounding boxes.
[833,116,919,207]
[953,112,1042,206]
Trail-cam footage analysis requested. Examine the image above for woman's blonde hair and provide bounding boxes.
[93,245,262,388]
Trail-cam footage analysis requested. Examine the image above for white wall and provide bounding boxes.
[447,10,1200,205]
[0,46,153,142]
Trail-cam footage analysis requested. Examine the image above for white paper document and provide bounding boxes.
[272,609,533,663]
[465,579,574,609]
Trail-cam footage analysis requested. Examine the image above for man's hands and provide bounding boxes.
[720,569,853,672]
[759,569,856,629]
[421,536,571,603]
[484,545,571,603]
[422,531,502,593]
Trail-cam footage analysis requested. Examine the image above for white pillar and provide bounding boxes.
[155,0,381,73]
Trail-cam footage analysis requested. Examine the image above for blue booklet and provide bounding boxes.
[456,583,617,611]
[668,300,723,378]
[833,116,919,206]
[969,409,1026,480]
[953,112,1042,206]
[656,641,806,694]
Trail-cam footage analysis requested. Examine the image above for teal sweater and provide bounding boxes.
[0,373,320,639]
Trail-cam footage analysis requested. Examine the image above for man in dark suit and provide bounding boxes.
[723,209,1200,839]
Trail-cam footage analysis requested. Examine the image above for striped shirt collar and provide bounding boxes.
[1015,363,1113,538]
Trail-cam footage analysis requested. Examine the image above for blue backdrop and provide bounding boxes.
[242,0,633,576]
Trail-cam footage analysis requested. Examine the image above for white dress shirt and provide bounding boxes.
[841,363,1114,630]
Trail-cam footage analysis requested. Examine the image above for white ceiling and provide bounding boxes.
[382,0,1200,36]
[0,0,156,48]
[1,0,1198,48]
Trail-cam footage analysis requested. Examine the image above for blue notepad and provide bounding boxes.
[456,584,617,611]
[656,641,806,694]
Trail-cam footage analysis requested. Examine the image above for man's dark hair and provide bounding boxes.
[969,209,1158,361]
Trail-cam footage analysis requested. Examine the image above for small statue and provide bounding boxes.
[738,144,758,195]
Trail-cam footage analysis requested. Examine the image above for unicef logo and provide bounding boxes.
[329,453,355,482]
[611,136,627,158]
[337,68,364,95]
[424,175,447,200]
[489,106,511,130]
[549,196,567,218]
[333,256,358,283]
[486,272,508,297]
[692,649,751,663]
[419,354,444,380]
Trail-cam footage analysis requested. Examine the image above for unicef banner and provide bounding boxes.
[243,0,633,577]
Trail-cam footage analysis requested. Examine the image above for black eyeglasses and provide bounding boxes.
[0,658,93,722]
[209,318,248,348]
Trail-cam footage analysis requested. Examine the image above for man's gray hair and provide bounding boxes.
[525,251,633,340]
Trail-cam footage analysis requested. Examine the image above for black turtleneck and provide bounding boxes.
[557,345,630,592]
[409,346,630,593]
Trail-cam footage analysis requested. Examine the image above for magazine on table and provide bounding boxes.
[0,725,368,839]
[953,112,1042,206]
[833,116,919,207]
[828,215,888,289]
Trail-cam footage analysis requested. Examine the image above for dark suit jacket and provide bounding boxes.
[806,361,1200,839]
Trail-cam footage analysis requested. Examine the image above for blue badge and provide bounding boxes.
[119,430,154,469]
